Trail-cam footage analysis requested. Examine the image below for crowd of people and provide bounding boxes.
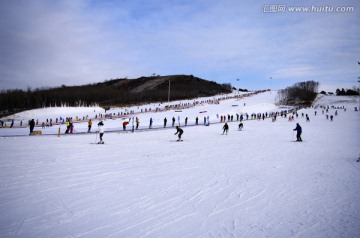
[0,91,354,139]
[0,103,346,137]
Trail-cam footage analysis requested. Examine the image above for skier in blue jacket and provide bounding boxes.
[293,123,302,141]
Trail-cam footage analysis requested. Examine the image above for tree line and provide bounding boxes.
[319,87,359,96]
[334,88,359,96]
[276,81,319,106]
[0,75,232,116]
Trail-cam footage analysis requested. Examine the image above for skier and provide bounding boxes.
[29,119,35,135]
[98,121,105,144]
[122,121,128,130]
[293,123,302,142]
[238,122,244,131]
[222,123,229,135]
[69,122,74,133]
[164,117,167,128]
[65,120,70,133]
[136,117,139,130]
[174,126,183,141]
[88,119,92,132]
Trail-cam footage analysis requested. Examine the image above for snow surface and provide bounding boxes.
[0,92,359,238]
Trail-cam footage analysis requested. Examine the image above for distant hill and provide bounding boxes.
[0,75,232,116]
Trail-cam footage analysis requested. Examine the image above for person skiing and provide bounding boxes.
[69,122,74,133]
[98,121,105,144]
[222,123,229,135]
[174,126,183,141]
[238,122,244,131]
[293,123,302,142]
[65,120,70,133]
[164,117,167,128]
[29,119,35,135]
[122,121,128,130]
[136,117,140,130]
[88,119,92,132]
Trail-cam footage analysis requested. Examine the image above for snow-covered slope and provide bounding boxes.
[0,93,359,238]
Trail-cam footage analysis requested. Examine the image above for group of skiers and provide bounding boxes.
[27,114,302,143]
[65,121,74,134]
[221,122,244,135]
[89,102,316,143]
[29,103,357,143]
[177,120,299,141]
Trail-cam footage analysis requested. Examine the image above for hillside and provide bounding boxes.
[0,93,359,237]
[0,75,232,116]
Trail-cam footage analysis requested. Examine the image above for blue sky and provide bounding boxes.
[0,0,359,92]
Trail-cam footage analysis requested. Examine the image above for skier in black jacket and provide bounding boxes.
[172,117,175,127]
[174,126,183,141]
[29,119,35,135]
[293,123,302,141]
[222,123,229,135]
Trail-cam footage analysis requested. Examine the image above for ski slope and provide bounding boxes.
[0,92,359,238]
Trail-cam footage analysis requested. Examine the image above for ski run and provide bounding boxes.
[0,91,359,238]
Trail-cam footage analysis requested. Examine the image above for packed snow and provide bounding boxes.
[0,92,359,238]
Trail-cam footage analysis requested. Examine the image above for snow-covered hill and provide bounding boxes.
[0,92,359,238]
